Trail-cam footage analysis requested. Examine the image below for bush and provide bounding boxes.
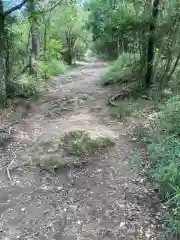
[7,75,38,99]
[148,136,180,239]
[37,59,67,78]
[102,53,140,85]
[158,95,180,136]
[137,96,180,239]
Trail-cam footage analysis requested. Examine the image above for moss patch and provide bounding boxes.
[25,129,115,170]
[61,130,115,156]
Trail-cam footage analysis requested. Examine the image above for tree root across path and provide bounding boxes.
[108,90,131,107]
[108,86,149,107]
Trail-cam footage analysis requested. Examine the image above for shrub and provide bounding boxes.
[37,59,67,78]
[102,53,140,85]
[147,136,180,239]
[6,75,38,99]
[135,95,180,239]
[157,95,180,136]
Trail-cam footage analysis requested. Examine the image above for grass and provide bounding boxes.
[109,101,133,120]
[37,59,67,78]
[108,96,159,121]
[26,130,115,170]
[102,53,140,86]
[61,130,115,156]
[131,95,180,239]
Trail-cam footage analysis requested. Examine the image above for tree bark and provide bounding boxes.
[0,0,27,103]
[0,0,6,103]
[66,31,73,65]
[27,0,40,75]
[144,0,160,88]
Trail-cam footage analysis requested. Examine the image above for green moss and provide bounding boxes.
[25,130,115,170]
[61,130,115,156]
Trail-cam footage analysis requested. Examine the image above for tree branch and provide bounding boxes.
[4,0,27,17]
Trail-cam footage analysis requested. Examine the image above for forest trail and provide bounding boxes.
[0,61,162,240]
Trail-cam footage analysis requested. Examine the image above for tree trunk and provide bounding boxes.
[0,0,6,103]
[28,0,40,75]
[43,12,51,61]
[66,32,73,65]
[144,0,160,88]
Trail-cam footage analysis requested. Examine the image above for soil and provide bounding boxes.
[0,61,163,240]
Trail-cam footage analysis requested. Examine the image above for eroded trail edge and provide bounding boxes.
[0,61,162,240]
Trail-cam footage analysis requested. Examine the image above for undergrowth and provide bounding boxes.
[103,54,180,237]
[5,59,67,102]
[102,53,140,86]
[37,59,67,78]
[108,101,134,120]
[132,95,180,239]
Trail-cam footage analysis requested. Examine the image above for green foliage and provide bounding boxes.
[6,78,38,99]
[134,96,180,239]
[37,60,67,78]
[50,3,91,63]
[1,0,92,104]
[158,96,180,136]
[102,53,140,85]
[148,135,180,238]
[87,0,149,59]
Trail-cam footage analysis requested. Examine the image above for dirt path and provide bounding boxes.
[0,61,162,240]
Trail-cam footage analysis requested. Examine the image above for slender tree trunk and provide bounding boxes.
[43,25,47,61]
[43,12,51,61]
[144,0,160,88]
[0,0,6,103]
[66,31,73,65]
[27,0,40,75]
